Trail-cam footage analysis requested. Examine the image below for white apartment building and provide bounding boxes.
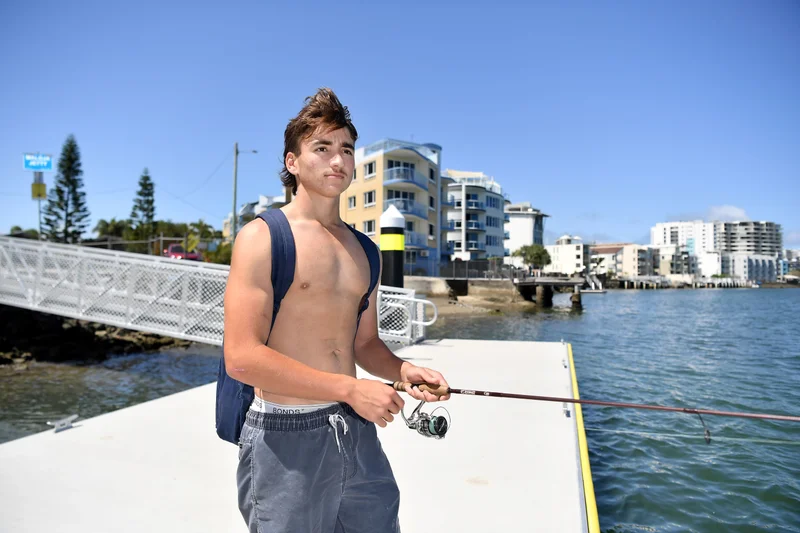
[544,235,591,276]
[504,202,548,268]
[650,221,716,254]
[443,169,507,260]
[729,253,777,282]
[695,251,723,278]
[223,193,286,239]
[714,221,783,256]
[589,244,625,277]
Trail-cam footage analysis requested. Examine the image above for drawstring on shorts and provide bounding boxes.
[328,414,349,453]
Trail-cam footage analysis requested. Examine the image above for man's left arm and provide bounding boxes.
[353,257,450,403]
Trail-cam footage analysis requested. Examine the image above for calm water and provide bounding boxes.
[1,289,798,531]
[427,288,800,533]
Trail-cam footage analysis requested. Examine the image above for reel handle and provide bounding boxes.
[390,381,450,397]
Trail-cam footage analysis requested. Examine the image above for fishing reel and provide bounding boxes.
[401,400,450,439]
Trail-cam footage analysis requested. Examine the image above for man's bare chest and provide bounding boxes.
[285,226,371,303]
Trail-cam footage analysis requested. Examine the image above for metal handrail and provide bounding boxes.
[0,236,435,346]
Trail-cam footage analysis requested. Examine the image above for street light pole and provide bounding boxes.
[231,142,257,243]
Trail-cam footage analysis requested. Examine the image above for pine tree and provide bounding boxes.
[41,135,90,243]
[130,168,156,242]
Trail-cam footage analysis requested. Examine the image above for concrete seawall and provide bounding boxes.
[404,276,517,299]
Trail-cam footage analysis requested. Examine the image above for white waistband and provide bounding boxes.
[251,395,337,415]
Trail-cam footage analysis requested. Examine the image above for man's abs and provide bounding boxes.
[255,292,361,405]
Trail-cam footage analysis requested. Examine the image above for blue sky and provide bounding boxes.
[1,1,798,246]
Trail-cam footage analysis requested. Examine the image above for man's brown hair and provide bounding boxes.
[281,88,358,195]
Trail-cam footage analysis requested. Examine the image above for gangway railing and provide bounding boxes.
[0,236,436,347]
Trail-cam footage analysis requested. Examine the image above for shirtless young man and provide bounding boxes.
[222,88,450,533]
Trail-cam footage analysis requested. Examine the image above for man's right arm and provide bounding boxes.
[222,220,404,426]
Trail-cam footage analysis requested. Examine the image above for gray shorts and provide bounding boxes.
[236,402,401,533]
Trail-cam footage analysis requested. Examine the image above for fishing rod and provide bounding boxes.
[387,381,800,443]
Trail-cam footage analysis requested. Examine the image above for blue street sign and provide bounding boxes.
[24,153,53,172]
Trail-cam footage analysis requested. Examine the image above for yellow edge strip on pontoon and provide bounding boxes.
[568,344,601,533]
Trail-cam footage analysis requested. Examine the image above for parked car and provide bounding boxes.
[163,243,202,261]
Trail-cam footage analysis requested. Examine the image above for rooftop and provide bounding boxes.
[444,169,505,196]
[356,138,441,166]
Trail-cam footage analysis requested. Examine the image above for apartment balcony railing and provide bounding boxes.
[504,248,510,256]
[444,220,456,230]
[383,167,429,190]
[466,221,485,231]
[466,241,486,251]
[384,198,427,219]
[504,231,510,239]
[466,200,485,211]
[404,231,427,249]
[441,195,455,208]
[503,213,510,222]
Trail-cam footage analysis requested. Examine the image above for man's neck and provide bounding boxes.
[285,186,343,229]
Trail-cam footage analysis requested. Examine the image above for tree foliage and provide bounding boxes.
[130,168,156,241]
[41,135,90,243]
[512,244,551,268]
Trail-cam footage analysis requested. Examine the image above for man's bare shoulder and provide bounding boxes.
[230,218,272,273]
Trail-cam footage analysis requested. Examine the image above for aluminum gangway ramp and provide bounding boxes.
[0,236,436,346]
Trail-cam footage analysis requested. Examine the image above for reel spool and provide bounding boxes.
[401,400,450,439]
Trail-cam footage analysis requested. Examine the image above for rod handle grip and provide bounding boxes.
[391,381,450,397]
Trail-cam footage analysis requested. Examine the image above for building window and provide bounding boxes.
[348,196,356,209]
[406,221,414,232]
[364,161,376,178]
[429,196,435,209]
[429,168,435,182]
[364,190,376,207]
[387,190,415,201]
[405,251,417,264]
[388,160,415,171]
[429,223,434,237]
[363,220,375,235]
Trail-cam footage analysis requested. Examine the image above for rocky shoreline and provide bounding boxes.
[0,305,193,367]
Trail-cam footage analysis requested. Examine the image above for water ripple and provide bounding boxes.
[428,288,800,532]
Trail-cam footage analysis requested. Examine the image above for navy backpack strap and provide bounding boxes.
[346,225,381,325]
[215,209,296,445]
[257,209,296,330]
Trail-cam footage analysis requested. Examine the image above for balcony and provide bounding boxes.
[504,231,510,239]
[466,241,486,251]
[466,220,485,231]
[383,167,429,191]
[503,213,510,223]
[504,248,510,256]
[466,200,486,211]
[444,220,456,230]
[441,195,456,208]
[384,198,427,219]
[404,231,427,249]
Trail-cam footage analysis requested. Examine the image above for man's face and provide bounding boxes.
[289,127,355,198]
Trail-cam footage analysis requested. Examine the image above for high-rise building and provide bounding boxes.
[340,139,443,275]
[650,221,716,253]
[442,169,508,260]
[504,202,548,267]
[714,221,783,256]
